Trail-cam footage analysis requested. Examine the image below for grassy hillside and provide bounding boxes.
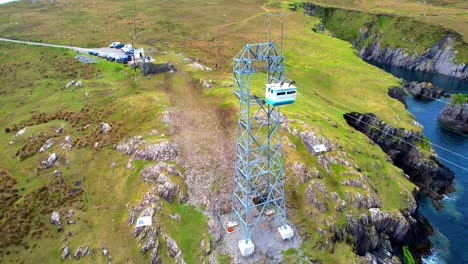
[300,0,468,41]
[0,0,428,263]
[298,1,468,63]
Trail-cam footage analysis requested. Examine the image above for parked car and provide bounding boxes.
[125,50,134,56]
[121,45,133,53]
[88,50,99,56]
[127,55,132,61]
[106,53,117,61]
[109,42,122,48]
[116,57,128,64]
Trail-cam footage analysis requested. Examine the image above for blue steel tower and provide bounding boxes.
[232,15,295,257]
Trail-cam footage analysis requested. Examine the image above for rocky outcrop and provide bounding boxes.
[302,2,468,79]
[139,62,177,76]
[402,80,448,100]
[438,98,468,134]
[359,35,467,80]
[343,112,455,198]
[387,86,407,107]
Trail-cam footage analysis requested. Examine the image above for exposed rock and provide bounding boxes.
[65,80,76,88]
[359,35,467,80]
[208,219,223,242]
[115,136,145,155]
[343,112,454,198]
[387,86,407,107]
[100,123,112,134]
[300,131,333,156]
[65,209,75,223]
[302,3,468,79]
[157,174,179,203]
[305,182,328,212]
[150,246,161,264]
[42,153,59,169]
[73,246,84,260]
[75,81,83,88]
[134,141,178,161]
[39,139,54,152]
[402,80,447,100]
[140,162,166,183]
[164,234,180,257]
[56,125,64,134]
[51,211,63,231]
[369,208,409,242]
[16,127,27,137]
[61,245,70,259]
[142,227,158,254]
[53,170,62,177]
[140,62,177,75]
[437,99,468,134]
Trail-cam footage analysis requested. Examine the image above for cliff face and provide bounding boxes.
[343,112,455,198]
[359,35,468,80]
[302,2,468,80]
[438,100,468,134]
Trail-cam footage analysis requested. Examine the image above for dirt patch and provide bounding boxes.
[166,72,236,208]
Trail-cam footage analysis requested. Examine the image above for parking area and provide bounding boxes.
[78,42,155,65]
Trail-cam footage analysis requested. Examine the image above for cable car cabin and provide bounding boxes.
[265,82,297,106]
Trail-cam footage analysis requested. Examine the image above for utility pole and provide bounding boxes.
[132,0,137,84]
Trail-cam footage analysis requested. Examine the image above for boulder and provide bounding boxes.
[61,245,70,259]
[438,98,468,134]
[39,139,54,152]
[402,80,447,100]
[142,227,158,254]
[75,81,83,88]
[42,153,59,169]
[65,80,76,89]
[134,141,178,161]
[51,211,62,231]
[157,175,179,203]
[100,123,112,134]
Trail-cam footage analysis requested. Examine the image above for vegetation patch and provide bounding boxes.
[451,93,468,105]
[0,178,83,251]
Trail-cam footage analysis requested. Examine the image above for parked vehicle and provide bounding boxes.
[109,42,122,48]
[116,57,128,64]
[88,50,99,56]
[125,50,134,55]
[121,45,133,53]
[106,53,117,62]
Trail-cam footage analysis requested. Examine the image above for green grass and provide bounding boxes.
[0,0,436,262]
[307,2,467,62]
[451,93,468,105]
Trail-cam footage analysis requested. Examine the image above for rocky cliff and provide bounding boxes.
[401,80,448,100]
[343,112,455,199]
[438,96,468,134]
[359,35,467,80]
[302,2,468,80]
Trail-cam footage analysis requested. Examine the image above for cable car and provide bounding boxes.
[265,81,297,106]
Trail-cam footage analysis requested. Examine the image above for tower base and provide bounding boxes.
[278,225,294,240]
[238,239,255,257]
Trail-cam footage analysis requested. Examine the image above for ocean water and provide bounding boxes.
[370,61,468,264]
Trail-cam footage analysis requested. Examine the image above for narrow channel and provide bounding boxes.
[369,60,468,264]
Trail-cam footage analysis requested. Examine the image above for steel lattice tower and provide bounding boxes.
[231,40,293,256]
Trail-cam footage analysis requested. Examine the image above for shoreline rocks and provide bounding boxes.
[438,97,468,134]
[343,112,455,199]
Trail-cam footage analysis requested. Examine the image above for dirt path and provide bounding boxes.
[166,71,236,211]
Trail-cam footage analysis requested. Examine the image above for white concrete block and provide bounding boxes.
[278,225,294,240]
[238,239,255,257]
